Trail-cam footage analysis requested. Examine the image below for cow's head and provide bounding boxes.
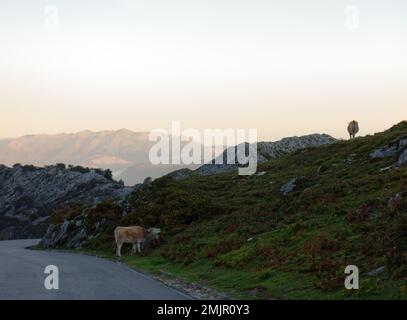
[148,227,161,235]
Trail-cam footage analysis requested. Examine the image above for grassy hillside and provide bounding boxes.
[48,121,407,299]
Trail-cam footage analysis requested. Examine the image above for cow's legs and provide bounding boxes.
[137,240,142,253]
[116,242,123,257]
[131,242,137,255]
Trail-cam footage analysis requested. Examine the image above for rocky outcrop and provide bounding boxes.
[370,137,407,167]
[280,178,298,195]
[39,211,104,249]
[0,164,133,240]
[397,149,407,167]
[39,175,155,249]
[370,145,399,159]
[387,192,404,209]
[195,134,337,176]
[257,134,337,159]
[366,266,386,276]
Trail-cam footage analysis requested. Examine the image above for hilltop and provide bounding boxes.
[40,121,407,299]
[194,133,337,176]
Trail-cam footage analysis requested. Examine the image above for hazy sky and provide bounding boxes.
[1,0,406,141]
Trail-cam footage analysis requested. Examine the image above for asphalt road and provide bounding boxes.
[0,239,191,300]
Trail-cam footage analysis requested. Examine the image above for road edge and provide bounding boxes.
[29,245,230,300]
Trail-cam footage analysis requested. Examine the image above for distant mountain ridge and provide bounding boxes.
[0,130,337,185]
[0,129,146,165]
[0,130,200,185]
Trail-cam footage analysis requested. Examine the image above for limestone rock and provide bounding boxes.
[0,164,133,240]
[280,178,298,195]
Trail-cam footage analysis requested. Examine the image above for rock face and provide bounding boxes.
[370,145,399,159]
[195,134,337,176]
[257,134,337,159]
[370,137,407,167]
[39,212,102,249]
[39,176,154,249]
[0,164,133,240]
[397,149,407,167]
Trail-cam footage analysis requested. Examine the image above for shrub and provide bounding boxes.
[49,204,85,224]
[68,165,91,174]
[205,238,244,258]
[86,201,122,227]
[22,165,38,172]
[56,163,66,170]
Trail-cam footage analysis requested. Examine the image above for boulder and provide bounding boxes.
[388,192,403,209]
[366,266,385,276]
[39,220,71,248]
[280,178,298,195]
[370,146,398,159]
[370,137,407,160]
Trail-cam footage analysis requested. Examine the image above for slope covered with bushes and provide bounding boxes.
[41,121,407,299]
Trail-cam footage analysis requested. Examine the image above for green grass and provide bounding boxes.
[71,246,406,300]
[48,121,407,299]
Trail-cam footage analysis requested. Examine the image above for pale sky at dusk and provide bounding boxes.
[1,0,406,141]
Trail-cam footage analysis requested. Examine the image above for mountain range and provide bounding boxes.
[0,130,338,240]
[0,130,336,185]
[0,130,205,186]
